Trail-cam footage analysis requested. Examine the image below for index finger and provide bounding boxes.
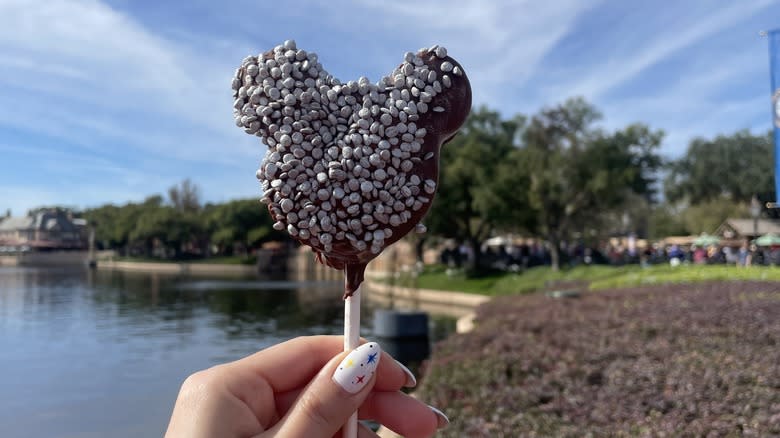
[228,336,412,393]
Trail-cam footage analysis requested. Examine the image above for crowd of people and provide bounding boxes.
[440,238,778,271]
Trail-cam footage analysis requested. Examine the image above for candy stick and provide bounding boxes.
[343,280,361,438]
[232,39,471,438]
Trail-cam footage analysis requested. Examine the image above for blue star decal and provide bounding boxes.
[366,352,378,364]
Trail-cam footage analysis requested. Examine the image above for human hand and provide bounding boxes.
[164,336,448,438]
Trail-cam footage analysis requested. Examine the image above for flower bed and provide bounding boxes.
[416,281,780,436]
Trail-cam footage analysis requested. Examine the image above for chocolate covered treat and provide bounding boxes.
[232,40,471,297]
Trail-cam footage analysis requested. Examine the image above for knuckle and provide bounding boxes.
[297,389,333,430]
[180,365,225,395]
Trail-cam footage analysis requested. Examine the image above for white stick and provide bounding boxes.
[343,283,361,438]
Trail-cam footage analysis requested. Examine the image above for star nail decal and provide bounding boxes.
[333,342,382,394]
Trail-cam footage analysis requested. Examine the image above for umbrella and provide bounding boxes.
[754,233,780,246]
[692,234,721,247]
[484,236,511,246]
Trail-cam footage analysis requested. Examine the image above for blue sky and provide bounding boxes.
[1,0,778,215]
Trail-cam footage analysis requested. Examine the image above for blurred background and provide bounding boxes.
[1,0,779,436]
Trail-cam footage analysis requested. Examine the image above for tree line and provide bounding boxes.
[81,179,285,259]
[17,97,774,267]
[424,98,774,270]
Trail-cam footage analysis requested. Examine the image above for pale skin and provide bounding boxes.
[165,336,442,438]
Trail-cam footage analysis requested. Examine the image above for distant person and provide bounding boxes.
[583,247,593,265]
[165,336,445,437]
[706,245,722,264]
[693,246,706,264]
[668,244,684,266]
[738,243,750,267]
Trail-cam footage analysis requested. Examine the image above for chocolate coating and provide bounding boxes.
[235,46,471,297]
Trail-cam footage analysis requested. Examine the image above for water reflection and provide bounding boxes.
[0,267,453,438]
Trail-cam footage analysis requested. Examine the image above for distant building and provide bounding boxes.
[715,218,780,241]
[0,210,89,251]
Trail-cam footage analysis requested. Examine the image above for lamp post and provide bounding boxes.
[751,195,762,239]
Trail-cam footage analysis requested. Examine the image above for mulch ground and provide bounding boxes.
[416,281,780,437]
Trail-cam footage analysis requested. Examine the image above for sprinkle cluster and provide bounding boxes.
[232,40,462,257]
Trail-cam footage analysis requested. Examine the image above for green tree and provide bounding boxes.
[83,195,164,252]
[129,205,204,258]
[168,178,201,212]
[680,197,749,235]
[665,130,774,204]
[647,205,687,239]
[82,204,123,249]
[521,98,664,269]
[204,199,280,255]
[425,107,532,270]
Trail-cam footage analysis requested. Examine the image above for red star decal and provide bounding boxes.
[356,374,365,384]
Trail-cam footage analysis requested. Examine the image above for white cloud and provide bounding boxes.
[358,0,601,107]
[596,32,771,157]
[559,0,776,100]
[0,0,257,163]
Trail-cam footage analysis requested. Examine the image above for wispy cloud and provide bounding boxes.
[0,0,778,214]
[551,0,776,100]
[520,0,778,157]
[0,0,257,162]
[357,0,601,107]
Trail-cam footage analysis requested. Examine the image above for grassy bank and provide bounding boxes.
[391,264,780,296]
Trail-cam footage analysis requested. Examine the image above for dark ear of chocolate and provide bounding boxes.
[418,50,472,142]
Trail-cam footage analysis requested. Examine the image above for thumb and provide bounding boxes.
[271,342,381,437]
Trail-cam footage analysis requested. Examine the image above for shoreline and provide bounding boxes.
[96,259,259,276]
[93,259,490,318]
[362,280,489,326]
[93,259,488,328]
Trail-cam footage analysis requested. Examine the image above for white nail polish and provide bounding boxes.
[333,342,381,394]
[394,359,417,387]
[428,405,449,429]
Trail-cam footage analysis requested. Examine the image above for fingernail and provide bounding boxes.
[428,405,449,429]
[394,359,417,388]
[333,342,381,394]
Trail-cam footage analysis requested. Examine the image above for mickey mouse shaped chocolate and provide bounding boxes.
[232,40,471,297]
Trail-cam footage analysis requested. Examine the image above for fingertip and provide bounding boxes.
[358,392,441,438]
[375,352,418,391]
[394,359,417,388]
[427,405,450,429]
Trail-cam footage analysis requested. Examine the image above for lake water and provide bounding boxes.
[0,266,448,437]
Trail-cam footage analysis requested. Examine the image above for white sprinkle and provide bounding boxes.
[433,106,445,112]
